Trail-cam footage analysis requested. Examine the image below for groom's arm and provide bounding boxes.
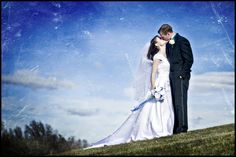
[180,37,194,78]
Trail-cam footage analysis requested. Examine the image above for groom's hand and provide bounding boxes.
[179,72,186,79]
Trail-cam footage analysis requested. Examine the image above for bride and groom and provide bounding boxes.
[87,24,194,149]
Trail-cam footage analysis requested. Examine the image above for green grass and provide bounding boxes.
[55,123,235,156]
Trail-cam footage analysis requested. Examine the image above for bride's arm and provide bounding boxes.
[151,59,161,89]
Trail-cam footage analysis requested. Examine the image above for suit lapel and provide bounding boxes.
[172,33,179,49]
[168,33,179,58]
[170,33,178,49]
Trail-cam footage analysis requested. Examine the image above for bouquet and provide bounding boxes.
[131,86,165,112]
[151,87,165,101]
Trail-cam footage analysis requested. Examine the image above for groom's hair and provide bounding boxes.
[158,24,173,35]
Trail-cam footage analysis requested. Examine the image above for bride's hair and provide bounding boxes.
[147,35,161,60]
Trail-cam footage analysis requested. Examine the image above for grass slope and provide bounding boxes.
[56,123,235,156]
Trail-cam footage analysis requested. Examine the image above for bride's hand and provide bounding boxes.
[150,87,164,100]
[150,87,156,96]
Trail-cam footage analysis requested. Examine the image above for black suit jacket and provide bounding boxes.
[166,33,194,79]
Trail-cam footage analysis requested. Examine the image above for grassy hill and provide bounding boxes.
[56,123,235,156]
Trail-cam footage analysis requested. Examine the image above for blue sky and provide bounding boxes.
[2,1,234,143]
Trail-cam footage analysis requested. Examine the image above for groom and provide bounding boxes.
[158,24,194,134]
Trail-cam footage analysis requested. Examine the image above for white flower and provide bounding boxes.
[169,39,175,45]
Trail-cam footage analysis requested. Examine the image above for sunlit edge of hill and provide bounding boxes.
[53,123,235,156]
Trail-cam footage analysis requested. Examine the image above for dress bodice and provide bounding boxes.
[153,53,170,78]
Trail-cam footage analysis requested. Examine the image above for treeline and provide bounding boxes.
[1,120,89,156]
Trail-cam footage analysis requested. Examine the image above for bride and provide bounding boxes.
[86,35,174,149]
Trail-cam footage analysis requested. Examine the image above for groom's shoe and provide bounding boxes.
[174,127,187,134]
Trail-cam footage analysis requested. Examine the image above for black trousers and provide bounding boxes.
[170,72,189,134]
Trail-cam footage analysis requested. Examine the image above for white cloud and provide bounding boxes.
[189,71,234,93]
[81,30,93,39]
[47,97,135,143]
[188,71,234,130]
[2,69,77,90]
[190,116,203,125]
[123,87,135,99]
[2,93,135,143]
[93,61,104,69]
[67,108,100,117]
[2,71,234,144]
[190,71,234,88]
[119,17,125,21]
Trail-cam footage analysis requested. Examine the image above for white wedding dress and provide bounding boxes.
[87,53,174,149]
